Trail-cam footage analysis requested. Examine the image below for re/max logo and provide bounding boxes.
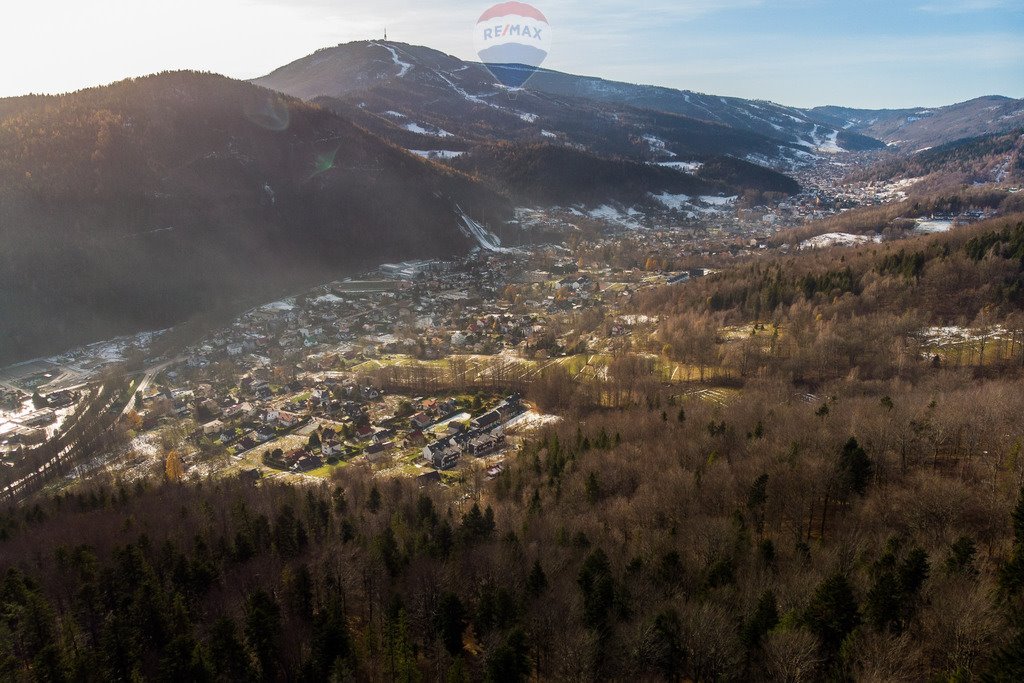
[482,24,543,41]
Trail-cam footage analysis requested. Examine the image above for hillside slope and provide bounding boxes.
[252,41,873,170]
[852,129,1024,186]
[451,143,799,207]
[0,72,510,364]
[809,96,1024,151]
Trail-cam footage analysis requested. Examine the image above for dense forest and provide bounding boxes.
[1,359,1022,681]
[0,71,511,365]
[450,143,797,207]
[851,129,1024,187]
[2,216,1024,681]
[679,213,1024,325]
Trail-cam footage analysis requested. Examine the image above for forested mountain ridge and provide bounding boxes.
[0,71,510,364]
[851,129,1024,187]
[448,142,799,207]
[252,41,877,171]
[808,96,1024,151]
[650,212,1024,332]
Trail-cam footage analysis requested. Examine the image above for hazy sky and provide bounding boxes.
[2,0,1022,108]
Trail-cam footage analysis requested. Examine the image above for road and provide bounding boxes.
[120,357,179,417]
[1,355,182,503]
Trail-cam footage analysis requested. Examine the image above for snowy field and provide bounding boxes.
[913,219,954,234]
[800,232,880,250]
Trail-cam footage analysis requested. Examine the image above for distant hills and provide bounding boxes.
[252,41,873,173]
[853,128,1024,186]
[1,39,1020,363]
[0,72,510,363]
[809,96,1024,152]
[252,41,1023,208]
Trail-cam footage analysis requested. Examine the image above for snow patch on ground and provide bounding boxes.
[656,161,703,173]
[457,208,514,252]
[650,192,693,211]
[374,43,412,77]
[699,195,737,206]
[541,130,557,138]
[914,219,953,234]
[404,122,453,137]
[503,409,562,432]
[587,205,644,229]
[261,299,297,313]
[618,314,656,325]
[409,150,464,159]
[519,112,538,123]
[816,129,843,154]
[800,232,879,250]
[431,69,489,106]
[796,125,844,154]
[920,326,1008,346]
[643,134,677,158]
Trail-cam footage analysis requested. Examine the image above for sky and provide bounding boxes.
[1,0,1021,108]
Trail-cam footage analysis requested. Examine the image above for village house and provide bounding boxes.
[202,419,225,436]
[423,440,461,470]
[294,453,323,472]
[410,412,433,429]
[265,410,300,428]
[467,431,506,456]
[365,441,392,464]
[471,410,502,431]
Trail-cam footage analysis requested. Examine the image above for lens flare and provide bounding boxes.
[243,92,291,131]
[307,145,340,180]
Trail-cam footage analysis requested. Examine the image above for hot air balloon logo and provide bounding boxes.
[473,2,552,90]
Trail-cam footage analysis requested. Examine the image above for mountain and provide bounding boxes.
[521,68,886,154]
[0,71,510,364]
[853,128,1024,186]
[808,96,1024,152]
[252,41,876,172]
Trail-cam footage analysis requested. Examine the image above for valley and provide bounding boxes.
[2,31,1024,682]
[2,151,1018,501]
